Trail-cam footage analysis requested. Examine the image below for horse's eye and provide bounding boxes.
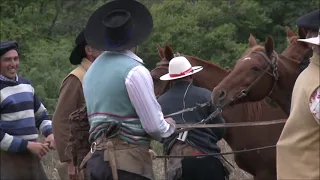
[251,66,260,72]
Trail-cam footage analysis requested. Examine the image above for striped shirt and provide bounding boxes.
[123,50,175,140]
[0,75,52,152]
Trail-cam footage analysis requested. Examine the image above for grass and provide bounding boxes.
[42,138,252,180]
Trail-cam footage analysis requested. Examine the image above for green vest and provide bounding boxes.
[83,51,151,144]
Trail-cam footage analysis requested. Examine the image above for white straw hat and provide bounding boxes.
[297,28,320,45]
[159,56,203,81]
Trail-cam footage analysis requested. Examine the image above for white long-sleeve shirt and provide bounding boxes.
[113,50,175,141]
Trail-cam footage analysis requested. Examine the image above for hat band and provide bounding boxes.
[169,67,193,77]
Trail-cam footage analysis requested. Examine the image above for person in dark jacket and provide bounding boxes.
[157,56,228,180]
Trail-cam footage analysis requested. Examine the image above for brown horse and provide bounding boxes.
[211,27,310,114]
[150,27,307,180]
[152,46,287,180]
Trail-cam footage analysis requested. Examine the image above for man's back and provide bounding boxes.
[157,80,225,154]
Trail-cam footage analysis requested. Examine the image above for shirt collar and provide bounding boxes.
[80,58,93,71]
[0,74,18,82]
[106,50,144,64]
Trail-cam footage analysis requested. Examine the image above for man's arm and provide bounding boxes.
[52,75,84,162]
[125,65,175,141]
[33,93,52,137]
[0,129,28,152]
[309,87,320,124]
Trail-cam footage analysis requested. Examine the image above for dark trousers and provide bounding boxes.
[86,150,150,180]
[0,150,48,180]
[179,156,226,180]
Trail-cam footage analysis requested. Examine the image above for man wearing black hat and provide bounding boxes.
[277,9,320,180]
[82,0,176,180]
[52,30,103,180]
[284,9,319,114]
[296,9,319,72]
[0,40,55,180]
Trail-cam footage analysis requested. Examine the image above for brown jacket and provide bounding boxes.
[276,53,320,180]
[52,58,92,162]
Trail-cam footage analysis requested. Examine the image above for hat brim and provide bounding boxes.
[69,43,86,65]
[160,66,203,81]
[84,0,153,51]
[297,36,320,46]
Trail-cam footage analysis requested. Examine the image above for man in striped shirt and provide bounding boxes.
[0,40,55,180]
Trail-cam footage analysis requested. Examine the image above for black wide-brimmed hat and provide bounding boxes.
[84,0,153,51]
[69,30,87,65]
[296,9,319,32]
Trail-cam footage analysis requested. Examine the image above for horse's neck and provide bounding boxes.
[186,56,227,88]
[281,43,309,62]
[269,55,300,112]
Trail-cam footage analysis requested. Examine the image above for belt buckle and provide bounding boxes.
[90,142,97,153]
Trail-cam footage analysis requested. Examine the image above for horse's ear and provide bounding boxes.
[264,36,274,57]
[156,44,165,59]
[248,34,257,48]
[164,44,175,61]
[286,26,296,39]
[298,27,307,39]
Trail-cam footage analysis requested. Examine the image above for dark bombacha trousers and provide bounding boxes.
[179,156,226,180]
[0,150,48,180]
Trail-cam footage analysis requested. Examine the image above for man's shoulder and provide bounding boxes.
[191,85,212,95]
[17,76,33,85]
[62,66,86,84]
[157,91,172,104]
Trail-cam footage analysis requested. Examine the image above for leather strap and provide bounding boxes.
[106,141,118,180]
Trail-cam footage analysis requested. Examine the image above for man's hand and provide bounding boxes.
[165,117,176,126]
[45,134,56,150]
[27,142,50,158]
[68,160,77,180]
[149,149,157,160]
[68,160,85,180]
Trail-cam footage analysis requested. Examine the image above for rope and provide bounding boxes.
[156,145,276,158]
[175,119,286,133]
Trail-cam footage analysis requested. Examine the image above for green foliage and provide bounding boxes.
[0,0,317,112]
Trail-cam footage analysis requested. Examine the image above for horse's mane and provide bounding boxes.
[246,102,264,122]
[241,45,265,58]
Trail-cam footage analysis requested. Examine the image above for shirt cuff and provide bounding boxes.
[160,121,176,138]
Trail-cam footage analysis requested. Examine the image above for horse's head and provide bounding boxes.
[212,34,280,108]
[281,26,310,61]
[150,44,176,97]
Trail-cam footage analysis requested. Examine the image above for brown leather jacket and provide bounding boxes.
[52,58,91,162]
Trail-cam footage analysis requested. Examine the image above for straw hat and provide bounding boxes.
[159,56,203,81]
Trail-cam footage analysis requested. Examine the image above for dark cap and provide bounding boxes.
[0,41,19,57]
[296,9,320,32]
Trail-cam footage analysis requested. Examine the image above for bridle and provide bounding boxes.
[223,50,280,108]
